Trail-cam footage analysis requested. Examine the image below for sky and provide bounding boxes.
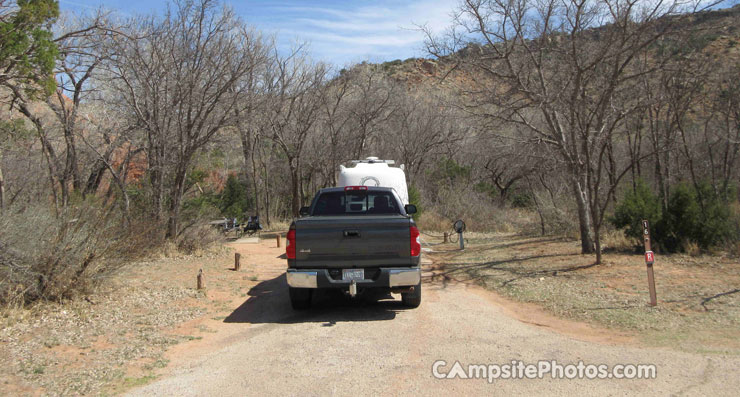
[58,0,459,67]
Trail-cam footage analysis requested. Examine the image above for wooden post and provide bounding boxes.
[234,253,241,271]
[443,232,448,243]
[642,220,657,307]
[276,234,281,248]
[197,269,204,290]
[459,231,464,250]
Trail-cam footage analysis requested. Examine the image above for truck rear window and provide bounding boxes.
[312,191,401,216]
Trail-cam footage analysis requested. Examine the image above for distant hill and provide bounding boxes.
[373,4,740,87]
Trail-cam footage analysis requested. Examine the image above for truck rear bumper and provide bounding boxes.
[286,267,421,289]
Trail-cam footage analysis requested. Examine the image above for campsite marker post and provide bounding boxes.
[642,220,658,307]
[234,253,241,271]
[197,269,205,290]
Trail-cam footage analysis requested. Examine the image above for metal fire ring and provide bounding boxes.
[453,220,466,233]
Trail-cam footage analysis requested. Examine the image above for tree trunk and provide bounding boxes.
[239,128,253,209]
[84,160,107,196]
[264,161,271,226]
[250,138,260,218]
[593,223,602,264]
[330,144,337,186]
[63,128,82,193]
[290,164,300,217]
[572,175,595,254]
[167,164,188,238]
[0,157,4,212]
[148,143,165,222]
[527,177,545,236]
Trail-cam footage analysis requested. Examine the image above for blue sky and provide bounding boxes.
[58,0,458,67]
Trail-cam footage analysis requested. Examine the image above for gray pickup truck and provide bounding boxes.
[285,186,422,310]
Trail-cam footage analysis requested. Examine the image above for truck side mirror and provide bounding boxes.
[404,204,417,215]
[299,206,310,216]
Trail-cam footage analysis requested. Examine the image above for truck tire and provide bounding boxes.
[401,282,421,308]
[289,287,312,310]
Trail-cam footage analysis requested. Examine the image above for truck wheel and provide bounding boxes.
[289,287,312,310]
[401,282,421,308]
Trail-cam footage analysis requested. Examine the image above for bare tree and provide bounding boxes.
[109,0,263,236]
[263,47,328,216]
[5,10,115,208]
[345,65,398,159]
[425,0,713,262]
[232,30,271,220]
[319,72,352,186]
[382,91,464,180]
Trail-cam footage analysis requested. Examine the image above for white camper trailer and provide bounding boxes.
[338,157,409,204]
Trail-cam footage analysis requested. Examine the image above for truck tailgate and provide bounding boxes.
[294,215,412,268]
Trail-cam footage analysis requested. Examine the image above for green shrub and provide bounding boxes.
[611,179,663,242]
[474,181,497,199]
[408,185,423,222]
[511,191,533,208]
[659,182,738,251]
[220,174,250,219]
[693,183,737,248]
[659,183,701,251]
[429,157,470,186]
[182,191,221,221]
[612,180,740,252]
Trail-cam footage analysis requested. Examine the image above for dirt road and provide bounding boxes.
[127,239,740,396]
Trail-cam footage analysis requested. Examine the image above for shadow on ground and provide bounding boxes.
[224,273,411,325]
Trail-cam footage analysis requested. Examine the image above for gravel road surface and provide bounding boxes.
[128,247,740,396]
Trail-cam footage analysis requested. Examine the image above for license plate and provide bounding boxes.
[342,268,364,281]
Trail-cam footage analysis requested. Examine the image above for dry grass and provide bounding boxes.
[176,223,223,254]
[600,228,636,252]
[264,219,291,233]
[732,242,740,258]
[0,238,251,395]
[428,233,740,353]
[417,211,452,232]
[0,202,164,305]
[684,240,701,257]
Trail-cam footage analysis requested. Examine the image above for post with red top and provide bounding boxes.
[642,220,658,307]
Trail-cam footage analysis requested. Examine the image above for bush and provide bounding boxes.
[176,222,223,254]
[611,180,740,252]
[220,174,250,219]
[429,157,470,188]
[660,183,702,251]
[182,191,221,221]
[0,201,162,305]
[611,179,663,242]
[408,184,423,221]
[511,191,533,208]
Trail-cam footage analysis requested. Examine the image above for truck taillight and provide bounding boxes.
[410,226,421,257]
[286,228,296,259]
[344,186,368,191]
